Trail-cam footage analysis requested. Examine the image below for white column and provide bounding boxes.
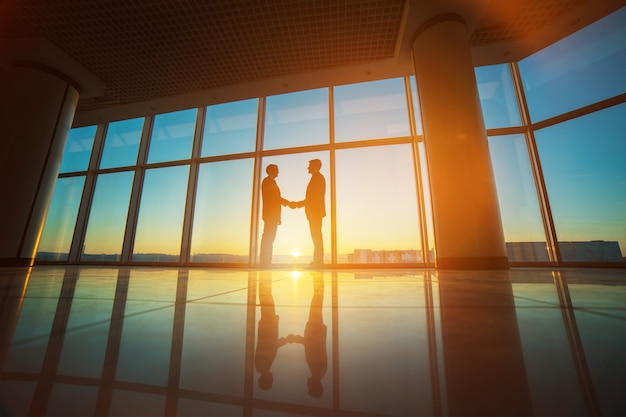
[412,14,508,269]
[0,63,79,266]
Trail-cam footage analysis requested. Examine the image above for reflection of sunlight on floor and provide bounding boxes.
[290,271,301,282]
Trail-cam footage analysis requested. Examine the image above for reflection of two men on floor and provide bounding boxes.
[254,272,327,397]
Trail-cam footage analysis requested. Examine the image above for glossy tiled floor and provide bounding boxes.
[0,266,625,416]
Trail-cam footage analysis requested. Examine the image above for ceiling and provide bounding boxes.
[0,0,624,123]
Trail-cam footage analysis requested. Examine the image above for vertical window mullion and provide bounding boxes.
[510,62,561,263]
[120,115,153,264]
[67,124,106,262]
[179,107,205,265]
[405,76,429,265]
[329,86,337,266]
[248,97,266,266]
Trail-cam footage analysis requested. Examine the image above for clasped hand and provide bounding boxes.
[288,201,301,209]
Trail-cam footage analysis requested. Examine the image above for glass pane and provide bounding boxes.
[132,165,189,262]
[100,118,144,169]
[334,78,410,142]
[418,142,435,263]
[488,134,549,262]
[263,88,329,150]
[335,144,421,263]
[82,171,134,261]
[201,99,258,157]
[257,152,330,265]
[409,76,423,135]
[59,126,96,173]
[519,7,626,122]
[475,64,522,129]
[147,109,197,163]
[535,103,626,262]
[190,159,254,263]
[36,176,85,261]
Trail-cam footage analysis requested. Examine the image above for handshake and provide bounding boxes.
[287,201,304,209]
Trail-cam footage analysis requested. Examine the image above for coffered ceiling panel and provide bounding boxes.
[0,0,622,114]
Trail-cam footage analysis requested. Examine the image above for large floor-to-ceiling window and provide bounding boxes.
[37,76,431,267]
[37,6,626,266]
[477,5,626,265]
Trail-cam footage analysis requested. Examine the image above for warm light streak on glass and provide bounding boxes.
[36,176,85,261]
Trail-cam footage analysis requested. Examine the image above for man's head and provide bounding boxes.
[266,164,279,178]
[308,159,322,173]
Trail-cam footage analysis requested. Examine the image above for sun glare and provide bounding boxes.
[291,247,301,257]
[290,271,301,281]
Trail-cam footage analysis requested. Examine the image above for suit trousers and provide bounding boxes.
[308,216,324,264]
[260,220,279,265]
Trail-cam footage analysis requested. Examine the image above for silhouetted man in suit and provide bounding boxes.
[287,272,327,397]
[255,271,288,389]
[260,164,289,267]
[291,159,326,267]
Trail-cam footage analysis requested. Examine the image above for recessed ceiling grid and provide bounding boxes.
[469,0,587,44]
[0,0,405,110]
[0,0,605,112]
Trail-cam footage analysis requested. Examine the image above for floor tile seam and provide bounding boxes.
[5,303,182,348]
[187,300,250,307]
[176,387,384,417]
[0,371,100,388]
[0,369,401,417]
[186,286,251,303]
[184,276,298,303]
[569,306,626,322]
[324,305,431,309]
[513,295,562,307]
[1,370,380,417]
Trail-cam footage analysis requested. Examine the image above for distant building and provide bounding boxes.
[506,241,623,262]
[348,249,422,264]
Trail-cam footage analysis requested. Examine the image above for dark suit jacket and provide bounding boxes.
[304,172,326,220]
[262,177,288,223]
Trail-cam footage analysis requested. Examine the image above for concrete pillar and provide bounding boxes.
[411,14,508,270]
[0,62,79,266]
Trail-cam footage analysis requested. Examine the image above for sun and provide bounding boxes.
[291,247,301,258]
